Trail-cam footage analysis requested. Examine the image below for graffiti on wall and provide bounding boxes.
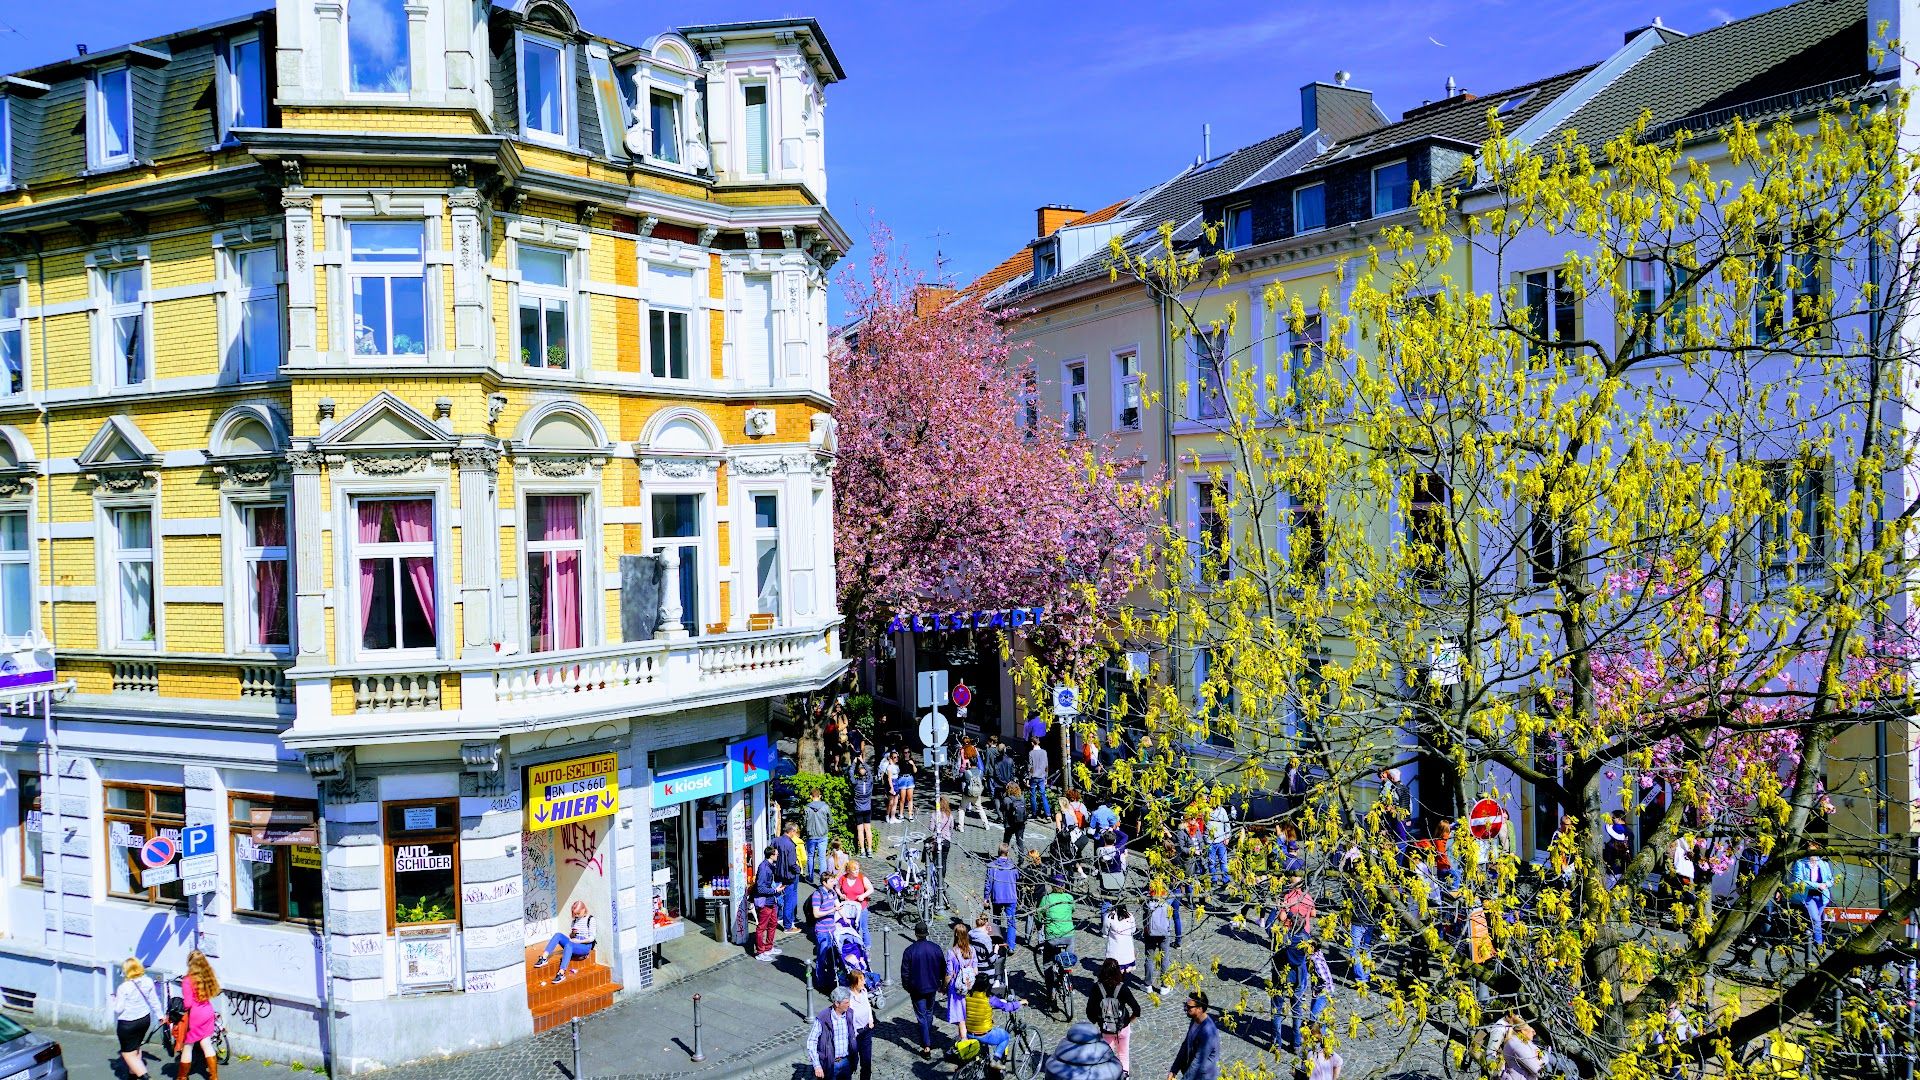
[559,821,604,877]
[521,827,557,928]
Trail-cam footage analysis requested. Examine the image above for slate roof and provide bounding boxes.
[1551,0,1868,146]
[977,126,1307,305]
[1315,63,1598,164]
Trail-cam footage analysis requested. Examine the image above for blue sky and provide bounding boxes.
[1,0,1782,306]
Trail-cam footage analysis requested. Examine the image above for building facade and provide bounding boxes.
[0,0,848,1069]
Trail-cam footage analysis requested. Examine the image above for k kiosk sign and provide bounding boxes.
[649,735,772,810]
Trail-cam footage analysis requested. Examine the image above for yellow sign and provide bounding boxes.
[291,845,321,871]
[527,753,620,832]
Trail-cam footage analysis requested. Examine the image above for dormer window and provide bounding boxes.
[519,34,570,144]
[89,66,134,170]
[1225,204,1253,249]
[348,0,412,94]
[650,91,682,163]
[221,34,267,137]
[1033,242,1059,283]
[1293,183,1326,232]
[1372,160,1412,216]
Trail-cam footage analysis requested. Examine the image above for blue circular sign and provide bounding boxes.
[139,835,177,869]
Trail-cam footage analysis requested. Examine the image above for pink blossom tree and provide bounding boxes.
[831,230,1160,671]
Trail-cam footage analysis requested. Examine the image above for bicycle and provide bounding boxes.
[954,1001,1041,1080]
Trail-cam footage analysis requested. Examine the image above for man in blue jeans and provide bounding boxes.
[983,844,1021,949]
[804,792,833,883]
[1026,740,1052,819]
[899,921,945,1057]
[1205,804,1231,887]
[774,820,803,930]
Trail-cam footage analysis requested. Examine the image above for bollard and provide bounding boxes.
[569,1016,581,1079]
[805,961,814,1018]
[879,926,889,979]
[690,993,706,1062]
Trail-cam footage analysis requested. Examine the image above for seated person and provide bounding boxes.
[533,900,596,983]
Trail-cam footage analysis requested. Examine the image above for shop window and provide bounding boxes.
[384,799,458,928]
[348,0,412,94]
[18,771,40,883]
[525,494,586,652]
[517,245,572,370]
[105,783,185,903]
[230,794,321,923]
[354,498,437,653]
[347,221,427,357]
[241,505,290,650]
[0,278,24,397]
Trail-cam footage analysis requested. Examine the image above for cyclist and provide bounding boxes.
[959,972,1023,1070]
[1037,876,1078,1004]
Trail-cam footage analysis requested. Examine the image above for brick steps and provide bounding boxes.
[526,944,620,1034]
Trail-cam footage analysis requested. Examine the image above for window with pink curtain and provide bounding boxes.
[526,495,583,653]
[246,506,289,648]
[357,498,436,651]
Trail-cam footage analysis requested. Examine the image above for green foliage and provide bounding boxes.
[394,897,453,924]
[843,694,877,739]
[788,770,856,851]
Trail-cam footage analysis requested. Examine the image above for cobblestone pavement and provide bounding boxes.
[47,812,1454,1079]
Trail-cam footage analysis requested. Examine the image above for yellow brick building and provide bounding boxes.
[0,0,848,1069]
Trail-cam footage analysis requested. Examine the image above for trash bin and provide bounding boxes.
[707,897,732,944]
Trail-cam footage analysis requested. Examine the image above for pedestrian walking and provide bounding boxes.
[847,968,877,1080]
[840,859,874,946]
[114,957,163,1079]
[1303,1022,1343,1080]
[1001,782,1030,852]
[1168,991,1221,1080]
[808,986,860,1080]
[754,845,784,959]
[1059,790,1091,867]
[1142,883,1173,994]
[931,797,958,876]
[1027,740,1053,818]
[1085,959,1141,1073]
[1500,1020,1547,1080]
[1042,1022,1124,1080]
[879,751,901,823]
[901,921,946,1058]
[985,844,1021,949]
[964,751,992,827]
[175,950,221,1080]
[1205,802,1232,888]
[1102,902,1136,975]
[945,923,980,1043]
[1790,842,1833,949]
[992,741,1017,801]
[805,790,834,882]
[851,763,877,857]
[776,820,804,930]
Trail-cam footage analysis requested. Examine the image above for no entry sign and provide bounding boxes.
[1469,798,1505,840]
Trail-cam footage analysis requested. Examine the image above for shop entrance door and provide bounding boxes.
[521,758,620,1033]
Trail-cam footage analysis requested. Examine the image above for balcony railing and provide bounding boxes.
[495,642,667,705]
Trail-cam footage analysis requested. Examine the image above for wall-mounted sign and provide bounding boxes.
[393,843,454,873]
[651,759,727,810]
[395,924,459,994]
[0,646,54,693]
[885,607,1046,635]
[291,845,322,871]
[250,808,318,846]
[526,752,620,832]
[728,735,771,791]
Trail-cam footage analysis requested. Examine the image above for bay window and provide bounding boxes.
[740,274,776,387]
[650,91,682,162]
[519,35,569,143]
[355,498,436,653]
[105,265,149,386]
[348,221,427,357]
[108,508,155,647]
[648,264,695,380]
[517,245,572,370]
[651,493,705,636]
[750,493,781,621]
[89,66,133,170]
[106,783,185,903]
[0,279,22,396]
[232,247,283,379]
[0,511,32,638]
[525,494,585,653]
[742,84,770,176]
[242,505,289,650]
[348,0,412,94]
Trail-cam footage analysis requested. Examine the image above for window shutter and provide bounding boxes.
[740,275,775,385]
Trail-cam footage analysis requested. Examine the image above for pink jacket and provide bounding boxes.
[181,976,218,1045]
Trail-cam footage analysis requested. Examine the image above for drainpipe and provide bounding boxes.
[1156,290,1178,702]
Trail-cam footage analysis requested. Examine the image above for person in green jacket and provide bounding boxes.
[1038,875,1079,984]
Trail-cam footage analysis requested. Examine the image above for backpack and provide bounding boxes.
[1146,900,1172,938]
[1004,797,1028,828]
[1092,985,1127,1034]
[965,769,984,797]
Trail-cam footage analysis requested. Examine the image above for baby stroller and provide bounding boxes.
[834,899,886,1008]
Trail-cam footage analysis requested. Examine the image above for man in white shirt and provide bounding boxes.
[1205,804,1231,887]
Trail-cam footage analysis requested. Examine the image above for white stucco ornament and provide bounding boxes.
[744,408,777,437]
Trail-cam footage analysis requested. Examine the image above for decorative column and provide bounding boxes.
[449,189,489,363]
[454,445,501,657]
[657,546,686,639]
[288,449,327,661]
[282,194,317,367]
[775,54,807,177]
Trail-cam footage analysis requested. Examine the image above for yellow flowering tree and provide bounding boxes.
[1084,89,1920,1077]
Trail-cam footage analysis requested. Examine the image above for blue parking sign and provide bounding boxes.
[183,824,215,858]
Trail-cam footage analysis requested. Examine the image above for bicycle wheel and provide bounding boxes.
[1009,1023,1042,1080]
[215,1025,232,1065]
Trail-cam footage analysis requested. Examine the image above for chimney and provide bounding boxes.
[1445,75,1458,97]
[1301,74,1380,140]
[1035,204,1085,239]
[1202,123,1212,163]
[911,285,955,318]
